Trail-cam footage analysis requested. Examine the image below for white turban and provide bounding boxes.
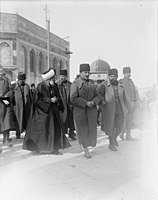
[11,81,16,84]
[41,69,55,81]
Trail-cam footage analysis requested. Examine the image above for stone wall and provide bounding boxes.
[0,12,71,84]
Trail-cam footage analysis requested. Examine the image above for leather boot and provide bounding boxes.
[109,136,118,151]
[126,132,134,140]
[120,133,125,140]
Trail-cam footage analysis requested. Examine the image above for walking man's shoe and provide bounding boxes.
[120,133,125,140]
[109,144,118,151]
[69,135,77,141]
[126,136,135,141]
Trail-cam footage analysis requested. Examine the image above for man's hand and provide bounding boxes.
[86,101,94,108]
[51,97,57,103]
[3,100,9,105]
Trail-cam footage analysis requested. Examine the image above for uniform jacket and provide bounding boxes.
[120,77,141,107]
[120,77,142,128]
[98,80,131,136]
[70,77,100,147]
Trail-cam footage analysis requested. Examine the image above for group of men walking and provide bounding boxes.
[0,67,31,153]
[0,63,140,158]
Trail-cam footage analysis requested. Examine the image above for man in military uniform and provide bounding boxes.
[120,67,141,140]
[70,64,100,158]
[98,68,131,151]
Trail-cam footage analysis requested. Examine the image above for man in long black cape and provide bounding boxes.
[23,69,71,154]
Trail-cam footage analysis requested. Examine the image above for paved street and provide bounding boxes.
[0,125,157,200]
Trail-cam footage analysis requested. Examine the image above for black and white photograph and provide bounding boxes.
[0,0,157,199]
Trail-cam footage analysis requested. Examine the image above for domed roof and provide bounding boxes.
[90,59,110,73]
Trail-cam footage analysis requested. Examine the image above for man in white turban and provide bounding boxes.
[23,68,71,154]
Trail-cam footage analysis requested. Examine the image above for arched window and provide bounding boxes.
[21,46,27,74]
[0,42,11,66]
[29,49,36,73]
[59,59,64,70]
[53,57,58,70]
[39,52,44,73]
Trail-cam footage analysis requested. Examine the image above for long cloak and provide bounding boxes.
[23,81,71,152]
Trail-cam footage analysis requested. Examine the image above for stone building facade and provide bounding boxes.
[0,12,71,85]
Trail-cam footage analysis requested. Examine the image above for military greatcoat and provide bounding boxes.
[70,77,100,148]
[98,80,131,136]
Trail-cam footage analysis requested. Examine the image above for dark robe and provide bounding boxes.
[0,76,15,133]
[23,81,71,152]
[57,79,75,135]
[14,82,32,133]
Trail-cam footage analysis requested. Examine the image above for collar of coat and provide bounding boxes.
[104,79,124,88]
[75,77,94,89]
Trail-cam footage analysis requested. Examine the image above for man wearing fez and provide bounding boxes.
[23,68,71,154]
[0,66,14,152]
[14,72,31,139]
[98,68,131,151]
[70,64,100,158]
[119,67,141,140]
[57,69,76,140]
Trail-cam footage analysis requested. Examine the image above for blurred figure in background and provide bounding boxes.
[30,83,36,100]
[119,67,141,140]
[14,72,31,139]
[57,69,76,141]
[0,66,13,152]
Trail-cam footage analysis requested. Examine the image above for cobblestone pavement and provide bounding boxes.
[0,126,157,200]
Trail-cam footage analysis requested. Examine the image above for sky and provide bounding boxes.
[0,0,157,88]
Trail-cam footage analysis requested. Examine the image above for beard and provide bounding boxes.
[110,79,118,85]
[62,79,67,83]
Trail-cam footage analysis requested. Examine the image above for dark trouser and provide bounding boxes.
[53,113,62,151]
[3,130,10,143]
[110,113,124,145]
[12,111,20,137]
[126,109,135,136]
[68,108,76,136]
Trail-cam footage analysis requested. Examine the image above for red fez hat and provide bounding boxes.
[123,67,131,73]
[60,70,67,76]
[79,64,90,72]
[108,68,118,77]
[18,72,26,80]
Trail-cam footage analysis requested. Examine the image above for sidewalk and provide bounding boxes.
[0,127,157,200]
